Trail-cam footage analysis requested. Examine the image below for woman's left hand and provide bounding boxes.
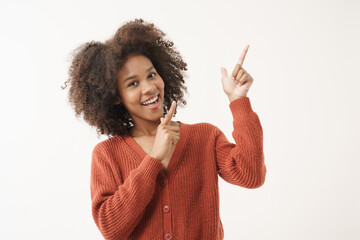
[220,44,254,102]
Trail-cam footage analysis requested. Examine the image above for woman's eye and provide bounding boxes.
[127,73,155,87]
[128,81,138,87]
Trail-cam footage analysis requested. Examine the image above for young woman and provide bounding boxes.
[63,18,266,240]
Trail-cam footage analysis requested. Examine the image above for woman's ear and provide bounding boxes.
[114,96,121,105]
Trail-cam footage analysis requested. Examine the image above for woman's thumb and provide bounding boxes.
[220,67,228,77]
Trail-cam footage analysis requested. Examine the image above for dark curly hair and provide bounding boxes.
[61,18,188,138]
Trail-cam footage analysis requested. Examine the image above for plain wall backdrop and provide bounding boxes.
[1,0,359,239]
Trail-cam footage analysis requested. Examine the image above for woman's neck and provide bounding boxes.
[129,121,159,137]
[130,120,179,137]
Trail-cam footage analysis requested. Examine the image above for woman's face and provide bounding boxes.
[115,54,165,125]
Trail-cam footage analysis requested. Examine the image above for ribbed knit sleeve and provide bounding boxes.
[90,148,164,240]
[214,97,267,189]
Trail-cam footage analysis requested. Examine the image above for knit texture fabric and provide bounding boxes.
[90,97,267,240]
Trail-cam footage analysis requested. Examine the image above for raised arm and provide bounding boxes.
[90,149,163,239]
[216,45,266,188]
[214,97,266,189]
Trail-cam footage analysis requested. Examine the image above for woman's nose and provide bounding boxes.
[142,80,156,94]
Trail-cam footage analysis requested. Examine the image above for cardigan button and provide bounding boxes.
[163,205,170,213]
[164,233,172,239]
[160,179,167,186]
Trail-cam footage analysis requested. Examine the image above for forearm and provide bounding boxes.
[91,153,163,239]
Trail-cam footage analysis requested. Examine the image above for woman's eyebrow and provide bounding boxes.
[123,66,154,83]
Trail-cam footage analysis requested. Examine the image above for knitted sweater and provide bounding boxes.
[90,97,267,240]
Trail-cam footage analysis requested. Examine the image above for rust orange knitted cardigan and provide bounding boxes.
[90,97,267,240]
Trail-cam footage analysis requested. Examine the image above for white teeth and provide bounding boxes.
[142,95,158,105]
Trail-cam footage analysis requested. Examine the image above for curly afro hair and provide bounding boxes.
[62,18,188,138]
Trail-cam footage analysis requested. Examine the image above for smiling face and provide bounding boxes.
[115,54,165,127]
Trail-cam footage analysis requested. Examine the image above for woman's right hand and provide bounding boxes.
[149,101,180,162]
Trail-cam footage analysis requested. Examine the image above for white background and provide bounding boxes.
[1,0,359,239]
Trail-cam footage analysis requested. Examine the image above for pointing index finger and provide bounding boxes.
[237,44,250,67]
[163,101,176,125]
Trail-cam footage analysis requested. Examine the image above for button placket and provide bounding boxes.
[159,174,173,238]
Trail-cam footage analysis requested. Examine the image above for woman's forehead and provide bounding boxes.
[122,55,152,71]
[118,55,154,81]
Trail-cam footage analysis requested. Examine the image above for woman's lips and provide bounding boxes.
[141,94,159,104]
[142,94,160,110]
